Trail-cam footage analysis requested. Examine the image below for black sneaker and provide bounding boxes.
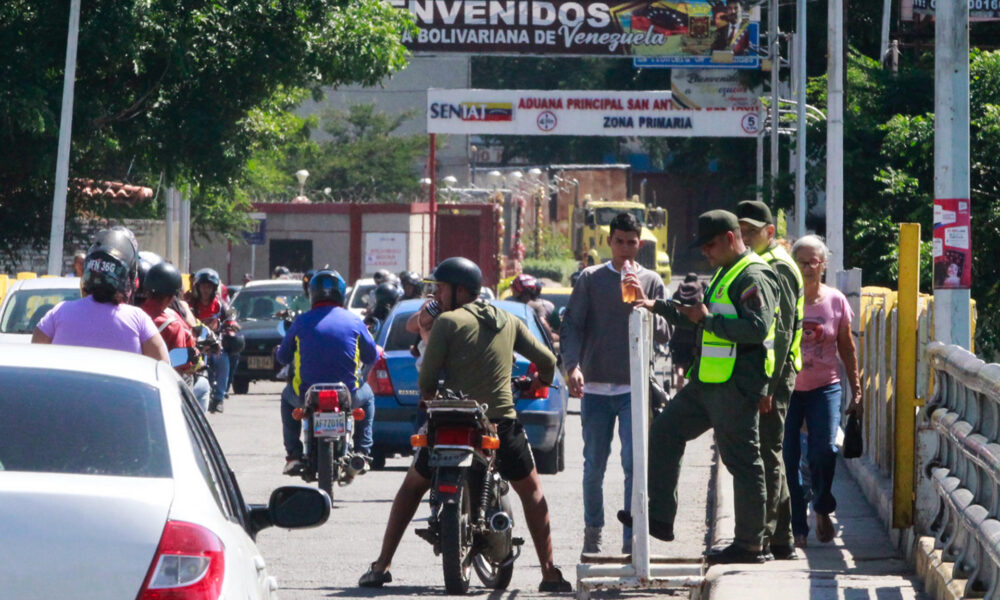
[769,543,800,560]
[704,543,766,565]
[616,511,674,542]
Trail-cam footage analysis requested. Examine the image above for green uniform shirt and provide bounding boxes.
[653,252,780,396]
[760,244,800,395]
[419,300,557,420]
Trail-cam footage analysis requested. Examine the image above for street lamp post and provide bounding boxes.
[294,169,310,203]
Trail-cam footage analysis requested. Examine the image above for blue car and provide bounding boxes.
[367,299,568,474]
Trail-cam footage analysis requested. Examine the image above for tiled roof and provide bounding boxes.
[74,179,154,204]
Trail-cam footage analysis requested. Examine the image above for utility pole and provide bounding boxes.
[827,0,845,277]
[768,0,780,205]
[933,0,972,349]
[794,0,807,237]
[47,0,81,275]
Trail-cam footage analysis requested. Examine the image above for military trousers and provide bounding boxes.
[760,364,796,547]
[648,377,766,551]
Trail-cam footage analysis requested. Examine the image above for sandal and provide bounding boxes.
[539,567,573,593]
[358,562,392,588]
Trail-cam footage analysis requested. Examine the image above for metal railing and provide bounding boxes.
[918,342,1000,598]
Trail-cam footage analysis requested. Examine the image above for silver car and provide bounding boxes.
[0,344,329,599]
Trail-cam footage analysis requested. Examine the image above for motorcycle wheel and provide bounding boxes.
[318,440,338,504]
[440,481,472,594]
[473,553,513,590]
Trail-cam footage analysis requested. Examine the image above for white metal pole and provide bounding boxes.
[795,0,807,237]
[769,0,780,202]
[933,0,972,349]
[628,310,651,580]
[827,0,845,274]
[180,193,191,273]
[165,188,176,265]
[880,0,892,65]
[47,0,81,276]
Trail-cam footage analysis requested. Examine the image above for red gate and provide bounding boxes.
[435,204,499,289]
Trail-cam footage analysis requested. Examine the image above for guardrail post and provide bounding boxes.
[894,223,920,529]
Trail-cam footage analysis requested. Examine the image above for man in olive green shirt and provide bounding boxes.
[360,257,572,593]
[621,210,780,564]
[738,200,803,561]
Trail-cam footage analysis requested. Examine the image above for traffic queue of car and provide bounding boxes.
[0,271,568,599]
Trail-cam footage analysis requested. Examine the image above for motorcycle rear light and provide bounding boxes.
[137,520,224,600]
[368,356,394,396]
[352,407,366,421]
[411,434,428,447]
[481,435,500,450]
[438,484,459,494]
[435,426,477,447]
[316,389,342,412]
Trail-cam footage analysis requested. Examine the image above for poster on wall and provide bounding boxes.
[365,233,408,274]
[426,89,761,137]
[670,68,762,108]
[933,198,972,289]
[388,0,762,63]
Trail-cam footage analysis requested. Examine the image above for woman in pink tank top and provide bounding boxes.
[782,235,862,549]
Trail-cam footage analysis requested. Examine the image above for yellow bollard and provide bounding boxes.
[0,274,8,301]
[16,272,37,280]
[894,223,920,529]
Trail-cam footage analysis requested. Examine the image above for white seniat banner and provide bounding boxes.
[426,89,762,137]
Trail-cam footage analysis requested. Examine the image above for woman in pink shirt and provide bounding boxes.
[782,235,862,548]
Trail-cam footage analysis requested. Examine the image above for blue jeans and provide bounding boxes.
[581,392,633,544]
[353,383,375,455]
[207,352,230,403]
[281,384,303,460]
[783,382,841,537]
[192,375,211,412]
[226,352,241,391]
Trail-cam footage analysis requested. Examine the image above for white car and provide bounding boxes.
[0,344,329,599]
[0,277,82,343]
[345,277,376,317]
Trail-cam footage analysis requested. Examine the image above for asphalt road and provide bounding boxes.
[211,380,715,599]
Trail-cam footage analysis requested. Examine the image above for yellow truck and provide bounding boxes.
[571,195,672,281]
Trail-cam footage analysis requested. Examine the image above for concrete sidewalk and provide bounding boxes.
[703,454,928,599]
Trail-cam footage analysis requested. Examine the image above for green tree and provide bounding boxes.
[0,0,413,267]
[239,103,428,202]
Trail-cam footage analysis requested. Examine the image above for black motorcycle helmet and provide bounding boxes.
[399,271,422,297]
[425,257,482,308]
[222,331,246,354]
[309,270,347,306]
[143,261,184,298]
[372,269,392,285]
[82,228,140,302]
[302,268,317,293]
[136,251,163,292]
[273,265,291,279]
[371,282,403,320]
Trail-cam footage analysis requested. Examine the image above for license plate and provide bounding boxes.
[428,448,474,468]
[314,412,346,438]
[248,355,273,370]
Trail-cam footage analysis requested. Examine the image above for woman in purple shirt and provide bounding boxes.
[782,235,862,548]
[32,228,168,361]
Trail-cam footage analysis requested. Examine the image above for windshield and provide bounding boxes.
[0,288,81,334]
[0,368,170,477]
[595,207,645,226]
[231,288,306,320]
[351,284,376,309]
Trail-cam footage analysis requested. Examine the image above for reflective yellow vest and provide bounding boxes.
[759,244,804,371]
[698,252,776,384]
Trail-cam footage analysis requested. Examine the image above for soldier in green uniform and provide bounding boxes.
[737,200,804,561]
[619,210,781,564]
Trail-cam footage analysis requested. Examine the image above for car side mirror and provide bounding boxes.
[168,347,189,368]
[249,485,330,536]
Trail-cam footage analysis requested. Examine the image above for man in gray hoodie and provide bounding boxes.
[561,212,668,554]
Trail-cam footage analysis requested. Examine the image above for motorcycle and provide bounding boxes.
[292,382,370,502]
[411,389,524,594]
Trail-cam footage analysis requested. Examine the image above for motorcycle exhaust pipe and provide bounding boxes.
[488,511,512,533]
[346,453,370,477]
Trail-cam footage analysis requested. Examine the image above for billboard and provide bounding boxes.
[388,0,762,61]
[670,68,762,108]
[911,0,1000,22]
[426,89,762,137]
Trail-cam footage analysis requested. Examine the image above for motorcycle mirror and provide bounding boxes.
[277,320,287,336]
[168,347,189,368]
